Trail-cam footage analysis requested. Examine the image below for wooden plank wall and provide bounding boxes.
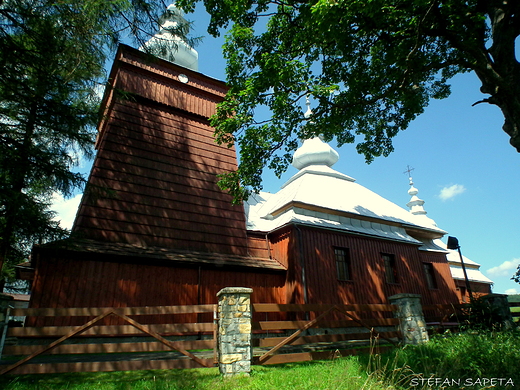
[418,250,460,305]
[269,228,304,306]
[27,254,287,326]
[73,45,249,255]
[453,279,493,303]
[246,233,271,258]
[28,225,460,325]
[290,226,459,307]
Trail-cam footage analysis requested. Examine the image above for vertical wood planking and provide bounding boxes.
[73,45,248,255]
[292,226,459,306]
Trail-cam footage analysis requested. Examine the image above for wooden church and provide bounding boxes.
[27,6,491,313]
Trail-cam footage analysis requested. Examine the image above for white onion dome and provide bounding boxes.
[292,97,339,170]
[292,137,340,170]
[141,4,199,71]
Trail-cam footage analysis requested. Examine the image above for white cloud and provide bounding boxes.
[51,192,83,230]
[505,288,518,295]
[439,184,466,201]
[486,258,520,277]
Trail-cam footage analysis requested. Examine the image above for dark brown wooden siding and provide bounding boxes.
[281,225,459,306]
[73,45,248,255]
[454,279,492,303]
[28,252,286,326]
[246,233,271,258]
[268,228,304,304]
[418,250,460,305]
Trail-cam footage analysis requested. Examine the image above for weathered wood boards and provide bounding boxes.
[1,305,217,375]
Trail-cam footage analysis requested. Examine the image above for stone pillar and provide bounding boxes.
[217,287,253,377]
[389,293,429,345]
[0,294,14,357]
[480,293,515,329]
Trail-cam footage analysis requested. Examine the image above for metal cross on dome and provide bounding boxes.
[403,165,415,178]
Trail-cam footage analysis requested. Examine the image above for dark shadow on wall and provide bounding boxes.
[29,47,257,315]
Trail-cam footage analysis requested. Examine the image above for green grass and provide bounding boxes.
[1,330,519,390]
[377,330,520,389]
[0,357,385,390]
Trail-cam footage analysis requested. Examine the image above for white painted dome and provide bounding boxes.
[141,4,199,71]
[292,137,339,170]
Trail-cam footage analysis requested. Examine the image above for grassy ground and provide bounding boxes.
[1,330,519,390]
[376,330,520,389]
[0,357,384,390]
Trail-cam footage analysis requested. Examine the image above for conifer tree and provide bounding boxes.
[0,0,177,284]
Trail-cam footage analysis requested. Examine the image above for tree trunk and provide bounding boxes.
[0,101,38,275]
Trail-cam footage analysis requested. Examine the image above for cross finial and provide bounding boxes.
[304,94,312,119]
[403,165,415,178]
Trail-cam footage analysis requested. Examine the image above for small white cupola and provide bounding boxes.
[292,137,340,170]
[141,3,199,71]
[291,97,340,170]
[406,177,427,216]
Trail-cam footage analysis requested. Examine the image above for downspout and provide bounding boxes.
[197,265,202,329]
[294,224,309,305]
[265,233,272,259]
[197,265,202,304]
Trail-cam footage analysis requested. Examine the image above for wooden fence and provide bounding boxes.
[423,300,520,330]
[1,298,518,375]
[251,303,400,365]
[0,305,217,375]
[422,303,466,332]
[509,301,520,323]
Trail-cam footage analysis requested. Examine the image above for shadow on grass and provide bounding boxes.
[0,367,222,390]
[3,332,519,390]
[0,358,375,390]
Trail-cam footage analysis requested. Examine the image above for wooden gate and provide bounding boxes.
[0,305,217,375]
[251,303,401,365]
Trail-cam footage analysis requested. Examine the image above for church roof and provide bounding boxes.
[35,239,285,271]
[246,137,446,244]
[449,265,494,284]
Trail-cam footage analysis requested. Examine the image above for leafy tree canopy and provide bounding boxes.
[512,268,520,285]
[0,0,179,282]
[178,0,520,201]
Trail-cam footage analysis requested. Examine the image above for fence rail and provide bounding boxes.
[509,301,520,322]
[0,305,217,375]
[2,294,517,376]
[251,303,400,366]
[10,305,216,317]
[422,303,466,332]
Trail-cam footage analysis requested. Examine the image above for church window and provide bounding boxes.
[423,263,438,289]
[382,253,398,284]
[334,247,351,281]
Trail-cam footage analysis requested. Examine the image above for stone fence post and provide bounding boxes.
[217,287,253,376]
[389,293,429,345]
[480,293,515,329]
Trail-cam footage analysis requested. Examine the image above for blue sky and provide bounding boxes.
[53,5,520,295]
